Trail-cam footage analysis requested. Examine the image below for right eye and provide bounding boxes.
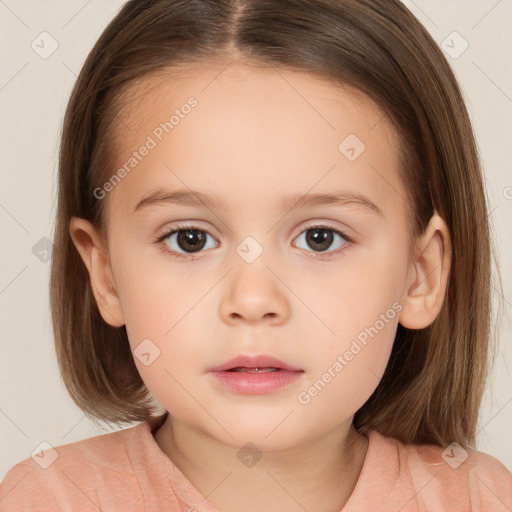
[158,224,218,258]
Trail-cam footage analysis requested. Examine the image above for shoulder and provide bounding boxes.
[0,422,145,510]
[363,431,512,511]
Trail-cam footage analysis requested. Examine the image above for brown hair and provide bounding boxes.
[50,0,501,447]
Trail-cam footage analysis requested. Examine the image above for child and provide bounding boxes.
[1,0,511,510]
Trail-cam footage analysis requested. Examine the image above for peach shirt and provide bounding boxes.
[1,414,511,511]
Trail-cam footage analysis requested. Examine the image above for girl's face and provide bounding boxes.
[100,62,414,449]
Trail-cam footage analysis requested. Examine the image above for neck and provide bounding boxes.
[154,413,368,512]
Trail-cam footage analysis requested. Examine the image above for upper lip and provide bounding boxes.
[208,354,304,372]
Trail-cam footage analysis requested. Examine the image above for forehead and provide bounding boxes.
[107,60,404,218]
[116,60,393,141]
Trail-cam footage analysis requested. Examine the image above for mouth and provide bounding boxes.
[207,355,304,395]
[227,367,281,373]
[208,354,304,373]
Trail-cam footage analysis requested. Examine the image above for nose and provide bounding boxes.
[218,262,290,325]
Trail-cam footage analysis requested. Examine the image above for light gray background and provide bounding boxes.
[1,0,511,481]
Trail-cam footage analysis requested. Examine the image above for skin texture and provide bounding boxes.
[70,61,452,512]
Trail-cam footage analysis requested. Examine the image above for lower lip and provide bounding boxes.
[209,369,304,395]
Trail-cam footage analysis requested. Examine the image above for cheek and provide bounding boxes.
[295,331,395,434]
[297,237,407,412]
[307,233,407,344]
[112,248,216,386]
[296,295,400,428]
[111,239,203,339]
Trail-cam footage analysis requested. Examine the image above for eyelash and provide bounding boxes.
[155,222,353,261]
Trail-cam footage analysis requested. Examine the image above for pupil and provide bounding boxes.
[307,228,333,251]
[178,230,206,252]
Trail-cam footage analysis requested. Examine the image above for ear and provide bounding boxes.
[69,217,125,327]
[399,212,452,329]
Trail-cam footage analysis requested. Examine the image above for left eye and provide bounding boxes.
[293,226,348,253]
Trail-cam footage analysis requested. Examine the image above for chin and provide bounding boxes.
[200,416,314,452]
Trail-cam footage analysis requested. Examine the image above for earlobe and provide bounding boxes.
[69,217,125,327]
[399,212,452,330]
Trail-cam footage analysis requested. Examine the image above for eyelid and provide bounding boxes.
[155,221,218,240]
[293,220,354,243]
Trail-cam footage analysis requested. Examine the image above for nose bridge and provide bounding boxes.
[235,233,267,266]
[219,232,290,323]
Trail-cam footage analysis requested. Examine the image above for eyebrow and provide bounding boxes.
[133,188,383,216]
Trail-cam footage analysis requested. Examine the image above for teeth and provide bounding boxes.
[230,367,280,373]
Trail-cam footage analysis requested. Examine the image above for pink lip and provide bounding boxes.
[207,354,303,372]
[208,354,304,395]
